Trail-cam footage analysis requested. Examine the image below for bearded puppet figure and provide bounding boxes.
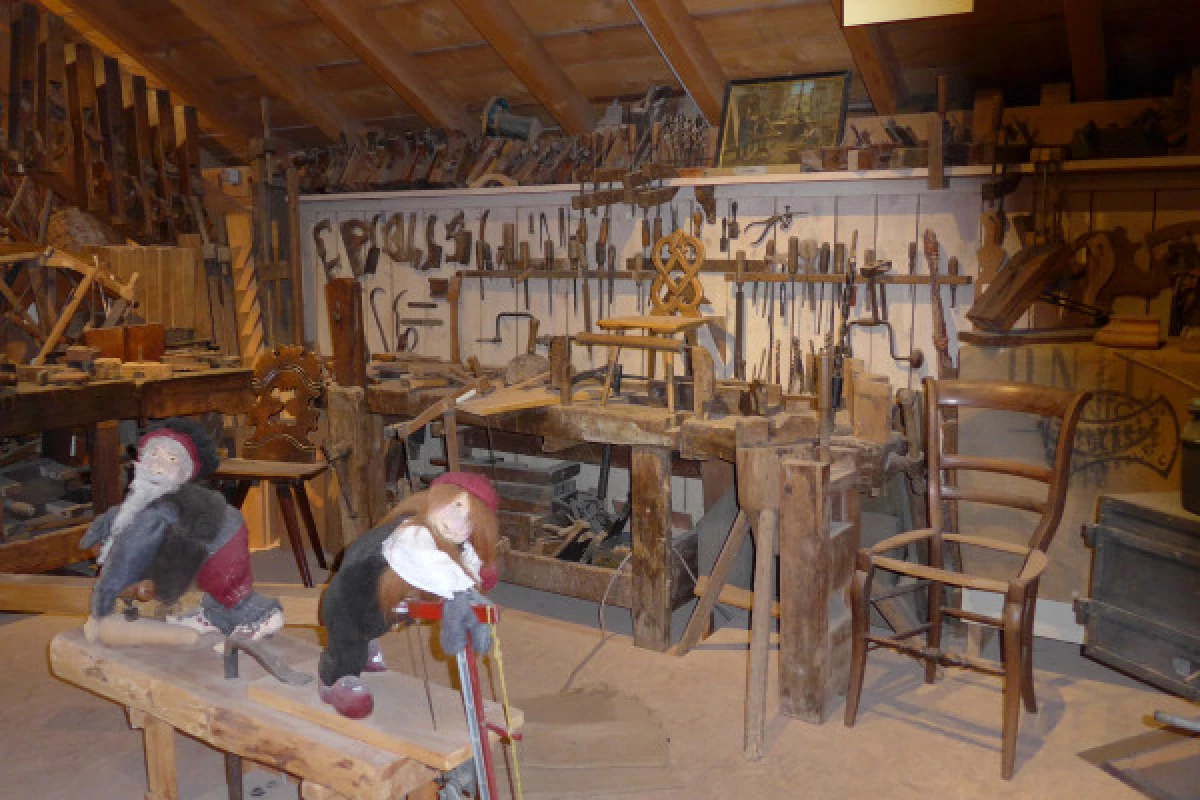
[80,419,284,644]
[318,472,500,719]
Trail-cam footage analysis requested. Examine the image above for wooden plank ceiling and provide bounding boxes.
[31,0,1200,154]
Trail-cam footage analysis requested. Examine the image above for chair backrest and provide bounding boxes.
[242,345,324,463]
[923,377,1092,554]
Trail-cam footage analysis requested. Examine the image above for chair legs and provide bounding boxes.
[274,482,313,588]
[843,566,873,727]
[1000,595,1025,780]
[925,579,943,684]
[1021,592,1038,713]
[293,482,328,570]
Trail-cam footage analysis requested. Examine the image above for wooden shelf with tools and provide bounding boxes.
[300,155,1200,204]
[455,266,972,286]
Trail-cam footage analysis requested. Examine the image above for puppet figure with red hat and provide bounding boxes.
[80,418,284,644]
[318,471,501,719]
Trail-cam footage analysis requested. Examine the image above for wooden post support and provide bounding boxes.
[447,274,462,365]
[690,345,714,419]
[91,420,123,514]
[549,336,572,404]
[287,167,307,346]
[928,75,947,190]
[443,409,461,472]
[326,386,387,547]
[630,446,672,651]
[129,709,180,800]
[1188,65,1200,156]
[779,454,861,722]
[324,278,368,387]
[744,508,777,760]
[675,510,749,656]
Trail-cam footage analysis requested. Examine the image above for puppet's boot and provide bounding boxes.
[364,639,388,672]
[166,605,222,634]
[319,676,374,719]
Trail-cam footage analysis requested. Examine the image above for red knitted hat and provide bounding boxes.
[431,471,499,514]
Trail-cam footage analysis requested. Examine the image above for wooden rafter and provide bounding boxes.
[627,0,728,125]
[168,0,360,142]
[1063,0,1107,102]
[40,0,258,154]
[831,0,908,115]
[450,0,596,135]
[301,0,473,133]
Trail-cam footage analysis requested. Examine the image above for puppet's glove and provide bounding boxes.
[440,589,492,656]
[80,506,120,551]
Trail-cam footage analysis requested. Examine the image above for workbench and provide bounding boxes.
[368,381,709,653]
[49,627,505,799]
[0,368,254,574]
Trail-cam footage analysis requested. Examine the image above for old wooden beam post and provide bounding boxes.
[90,420,123,513]
[631,445,672,651]
[325,385,387,550]
[733,416,777,760]
[778,453,860,722]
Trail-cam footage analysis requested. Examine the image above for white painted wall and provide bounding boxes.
[297,166,1200,532]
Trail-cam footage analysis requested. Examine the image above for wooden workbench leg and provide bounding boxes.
[745,508,777,761]
[129,709,179,800]
[631,446,672,652]
[778,459,829,723]
[91,420,123,512]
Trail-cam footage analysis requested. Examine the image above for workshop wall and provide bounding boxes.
[298,168,1199,549]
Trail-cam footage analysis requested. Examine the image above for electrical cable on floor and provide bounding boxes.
[559,535,720,692]
[560,550,632,692]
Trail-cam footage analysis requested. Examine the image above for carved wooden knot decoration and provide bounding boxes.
[650,229,705,317]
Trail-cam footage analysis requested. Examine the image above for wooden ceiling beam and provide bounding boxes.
[168,0,360,142]
[627,0,727,124]
[301,0,473,133]
[449,0,596,134]
[42,0,258,153]
[1063,0,1107,102]
[831,0,908,115]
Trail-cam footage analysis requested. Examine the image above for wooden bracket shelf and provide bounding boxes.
[721,272,973,286]
[455,267,971,286]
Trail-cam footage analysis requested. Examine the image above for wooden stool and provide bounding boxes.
[212,458,328,587]
[576,314,716,413]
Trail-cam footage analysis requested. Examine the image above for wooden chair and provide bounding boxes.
[843,378,1091,779]
[211,346,328,587]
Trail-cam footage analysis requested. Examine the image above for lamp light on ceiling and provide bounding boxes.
[843,0,973,26]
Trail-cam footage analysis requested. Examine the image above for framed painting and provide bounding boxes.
[714,71,851,168]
